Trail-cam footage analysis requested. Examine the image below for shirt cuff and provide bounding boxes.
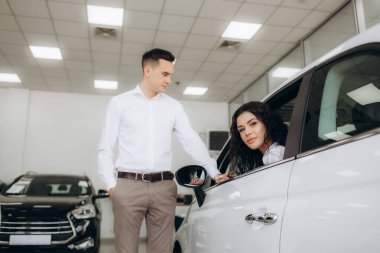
[205,166,220,180]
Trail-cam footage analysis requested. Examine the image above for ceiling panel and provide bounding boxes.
[299,11,330,28]
[184,34,219,50]
[282,0,323,10]
[48,1,87,22]
[54,20,89,37]
[191,18,229,36]
[154,31,188,47]
[0,31,26,45]
[24,33,58,46]
[0,0,12,14]
[0,44,31,56]
[199,0,241,20]
[9,0,49,18]
[163,0,204,16]
[158,15,194,33]
[0,15,19,30]
[122,27,155,43]
[58,36,90,50]
[179,48,209,61]
[235,3,276,23]
[125,0,164,13]
[266,7,310,26]
[0,0,348,102]
[124,11,160,30]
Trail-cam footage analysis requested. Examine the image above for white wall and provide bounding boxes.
[0,87,229,238]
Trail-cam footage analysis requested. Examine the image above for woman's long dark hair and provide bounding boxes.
[229,101,288,175]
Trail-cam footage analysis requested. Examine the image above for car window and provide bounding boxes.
[301,49,380,152]
[4,176,92,196]
[216,79,301,178]
[267,80,301,125]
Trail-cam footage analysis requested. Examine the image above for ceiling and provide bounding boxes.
[0,0,348,102]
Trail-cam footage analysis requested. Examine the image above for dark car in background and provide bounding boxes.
[0,174,108,252]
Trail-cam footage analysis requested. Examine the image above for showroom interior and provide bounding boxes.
[0,0,379,252]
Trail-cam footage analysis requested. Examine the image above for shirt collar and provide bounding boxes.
[132,84,161,100]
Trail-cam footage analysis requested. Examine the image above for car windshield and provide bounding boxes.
[4,176,92,196]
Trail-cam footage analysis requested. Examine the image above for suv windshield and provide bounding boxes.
[4,176,92,196]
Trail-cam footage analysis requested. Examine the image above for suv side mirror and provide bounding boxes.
[0,181,7,193]
[175,165,208,207]
[94,189,109,199]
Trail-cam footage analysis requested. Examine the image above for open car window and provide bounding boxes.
[213,79,302,184]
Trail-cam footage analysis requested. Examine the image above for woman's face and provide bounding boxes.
[236,111,271,154]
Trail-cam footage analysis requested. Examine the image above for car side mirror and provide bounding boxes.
[94,189,109,199]
[0,182,7,193]
[175,165,207,207]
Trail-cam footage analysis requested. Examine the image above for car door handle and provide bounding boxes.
[245,213,277,225]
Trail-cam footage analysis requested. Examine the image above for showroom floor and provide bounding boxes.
[100,239,147,253]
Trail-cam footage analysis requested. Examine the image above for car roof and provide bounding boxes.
[262,22,380,101]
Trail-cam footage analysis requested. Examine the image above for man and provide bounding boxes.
[98,48,227,253]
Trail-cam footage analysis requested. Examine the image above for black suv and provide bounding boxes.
[0,174,108,252]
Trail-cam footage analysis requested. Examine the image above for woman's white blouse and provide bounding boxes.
[262,142,285,165]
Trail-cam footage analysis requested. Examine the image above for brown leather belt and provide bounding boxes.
[118,171,174,182]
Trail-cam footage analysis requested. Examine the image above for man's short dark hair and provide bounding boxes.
[142,48,175,69]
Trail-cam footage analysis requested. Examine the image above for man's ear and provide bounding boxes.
[143,65,151,77]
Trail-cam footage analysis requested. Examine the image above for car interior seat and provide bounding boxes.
[69,184,81,195]
[27,184,52,196]
[351,102,380,132]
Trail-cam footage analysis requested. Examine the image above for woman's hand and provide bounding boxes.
[190,177,203,185]
[215,173,231,183]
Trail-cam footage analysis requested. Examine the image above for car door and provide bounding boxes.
[184,80,303,253]
[187,160,294,253]
[281,46,380,253]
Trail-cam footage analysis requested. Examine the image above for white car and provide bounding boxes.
[174,23,380,253]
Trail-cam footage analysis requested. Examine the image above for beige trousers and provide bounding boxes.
[111,178,177,253]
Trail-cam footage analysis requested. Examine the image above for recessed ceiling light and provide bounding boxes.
[0,73,21,83]
[87,5,124,26]
[347,83,380,105]
[29,46,62,60]
[94,80,118,90]
[222,21,262,40]
[183,86,208,96]
[272,67,301,78]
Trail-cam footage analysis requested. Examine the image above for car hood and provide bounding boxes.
[0,194,91,217]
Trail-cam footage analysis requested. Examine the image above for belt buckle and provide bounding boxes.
[141,173,150,183]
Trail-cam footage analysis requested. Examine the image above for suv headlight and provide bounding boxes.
[71,204,96,219]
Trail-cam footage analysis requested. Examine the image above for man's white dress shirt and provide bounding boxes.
[98,85,220,189]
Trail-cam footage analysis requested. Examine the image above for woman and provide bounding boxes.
[228,101,288,176]
[192,101,288,184]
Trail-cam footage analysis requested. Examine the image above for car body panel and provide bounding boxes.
[182,159,294,253]
[281,134,380,253]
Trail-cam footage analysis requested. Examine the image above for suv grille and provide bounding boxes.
[0,213,75,245]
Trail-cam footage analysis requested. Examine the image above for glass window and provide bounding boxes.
[304,2,356,65]
[268,45,303,92]
[229,94,244,124]
[362,0,380,30]
[301,50,380,152]
[266,80,301,126]
[243,75,268,103]
[5,176,91,196]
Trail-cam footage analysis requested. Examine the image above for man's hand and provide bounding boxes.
[108,187,115,198]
